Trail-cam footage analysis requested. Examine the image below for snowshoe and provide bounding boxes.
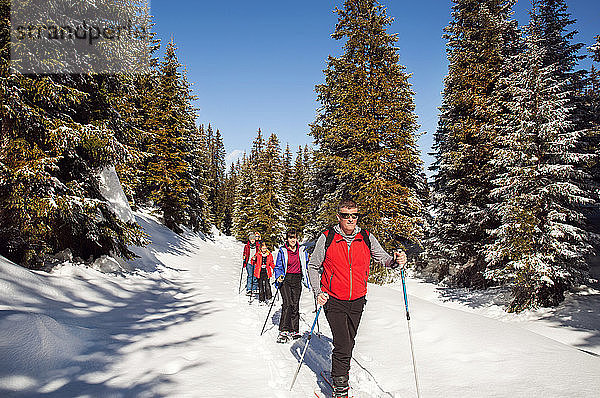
[276,331,290,343]
[317,371,353,398]
[332,374,349,398]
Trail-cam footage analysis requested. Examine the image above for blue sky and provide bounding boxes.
[151,0,600,173]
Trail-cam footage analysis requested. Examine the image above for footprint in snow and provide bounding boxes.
[182,351,201,361]
[160,359,185,375]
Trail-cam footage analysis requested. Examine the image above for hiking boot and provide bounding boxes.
[291,332,302,340]
[276,331,290,343]
[332,374,349,398]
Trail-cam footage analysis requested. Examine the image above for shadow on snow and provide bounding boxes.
[0,268,217,397]
[434,281,600,355]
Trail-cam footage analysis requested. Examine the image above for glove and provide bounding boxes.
[277,275,285,283]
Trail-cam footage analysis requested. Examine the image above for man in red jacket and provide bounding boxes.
[307,199,406,398]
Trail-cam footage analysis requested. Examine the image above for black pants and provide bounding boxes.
[279,273,302,333]
[258,268,272,302]
[324,295,366,378]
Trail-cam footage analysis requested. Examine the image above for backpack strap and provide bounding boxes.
[323,226,336,254]
[360,229,371,253]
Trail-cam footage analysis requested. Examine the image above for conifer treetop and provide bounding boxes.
[310,0,425,249]
[590,35,600,62]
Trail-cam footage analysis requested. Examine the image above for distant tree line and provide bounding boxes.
[229,129,313,249]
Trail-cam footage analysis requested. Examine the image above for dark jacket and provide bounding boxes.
[243,240,260,265]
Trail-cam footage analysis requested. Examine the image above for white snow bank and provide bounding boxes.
[91,254,129,273]
[125,209,207,272]
[97,165,135,224]
[0,312,90,375]
[0,256,70,308]
[397,275,600,356]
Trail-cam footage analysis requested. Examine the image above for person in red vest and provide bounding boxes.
[307,199,407,398]
[252,243,274,303]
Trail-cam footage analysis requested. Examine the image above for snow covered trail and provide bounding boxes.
[1,213,599,397]
[0,213,328,398]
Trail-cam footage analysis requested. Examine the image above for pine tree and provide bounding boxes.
[0,1,145,267]
[303,146,321,237]
[145,39,194,233]
[250,128,265,161]
[589,65,600,94]
[281,144,293,226]
[212,129,227,230]
[252,133,284,248]
[486,0,596,311]
[205,124,226,230]
[205,124,217,224]
[586,35,600,189]
[428,0,520,285]
[232,129,268,241]
[232,154,254,241]
[111,72,158,208]
[187,124,212,233]
[591,35,600,62]
[582,35,600,253]
[112,19,162,208]
[222,162,238,236]
[286,146,311,238]
[309,0,425,252]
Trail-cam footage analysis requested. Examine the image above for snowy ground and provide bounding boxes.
[1,212,599,397]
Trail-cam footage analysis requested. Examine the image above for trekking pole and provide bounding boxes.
[289,306,322,391]
[401,268,421,398]
[238,262,245,294]
[313,296,320,334]
[260,284,281,335]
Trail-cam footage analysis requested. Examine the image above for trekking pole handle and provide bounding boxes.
[309,306,323,337]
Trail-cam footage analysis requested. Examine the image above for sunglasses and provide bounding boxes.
[338,212,359,220]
